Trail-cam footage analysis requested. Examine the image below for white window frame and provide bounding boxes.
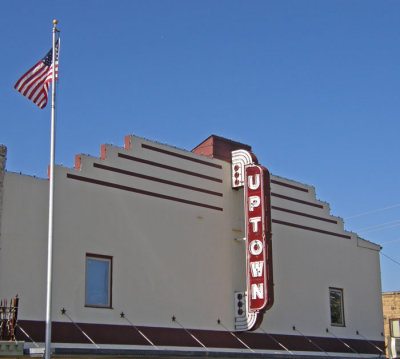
[390,319,400,338]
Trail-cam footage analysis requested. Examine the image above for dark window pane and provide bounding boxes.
[86,257,110,307]
[330,288,344,326]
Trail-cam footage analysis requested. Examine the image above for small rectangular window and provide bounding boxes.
[85,254,112,308]
[390,319,400,338]
[329,287,345,326]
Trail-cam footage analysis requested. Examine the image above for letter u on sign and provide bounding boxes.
[248,174,260,190]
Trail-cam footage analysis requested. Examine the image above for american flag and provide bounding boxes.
[14,38,60,109]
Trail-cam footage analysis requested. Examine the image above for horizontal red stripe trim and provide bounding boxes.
[67,173,223,211]
[93,163,223,197]
[271,179,309,192]
[272,206,337,224]
[118,153,223,183]
[272,219,351,239]
[142,143,223,169]
[271,192,323,208]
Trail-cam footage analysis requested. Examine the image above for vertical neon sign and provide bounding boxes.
[232,150,273,331]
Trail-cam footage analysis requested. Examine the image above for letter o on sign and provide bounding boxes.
[249,240,263,255]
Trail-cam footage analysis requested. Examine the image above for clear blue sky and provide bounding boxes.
[1,1,399,292]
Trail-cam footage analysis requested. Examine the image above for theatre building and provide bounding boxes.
[0,135,384,358]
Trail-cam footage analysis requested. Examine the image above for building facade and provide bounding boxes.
[0,134,384,358]
[383,291,400,358]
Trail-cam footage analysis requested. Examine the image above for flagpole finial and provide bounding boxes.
[53,19,58,25]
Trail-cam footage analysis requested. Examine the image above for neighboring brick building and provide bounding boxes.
[383,291,400,357]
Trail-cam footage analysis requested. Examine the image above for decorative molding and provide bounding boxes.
[234,291,257,331]
[272,219,351,239]
[66,174,223,212]
[142,144,222,169]
[271,192,324,208]
[270,179,309,192]
[118,153,223,183]
[231,150,254,188]
[93,163,223,197]
[16,319,385,355]
[271,206,337,224]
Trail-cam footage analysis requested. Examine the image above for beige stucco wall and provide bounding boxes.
[48,139,241,330]
[0,172,48,314]
[0,135,384,343]
[263,214,383,339]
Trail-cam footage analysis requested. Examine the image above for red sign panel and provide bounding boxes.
[244,164,273,313]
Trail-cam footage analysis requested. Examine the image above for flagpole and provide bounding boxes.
[44,19,58,359]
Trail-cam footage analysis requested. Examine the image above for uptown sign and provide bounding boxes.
[232,150,273,331]
[245,165,269,311]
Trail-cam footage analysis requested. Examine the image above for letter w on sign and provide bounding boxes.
[250,261,264,277]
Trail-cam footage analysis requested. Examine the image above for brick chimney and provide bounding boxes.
[192,135,253,163]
